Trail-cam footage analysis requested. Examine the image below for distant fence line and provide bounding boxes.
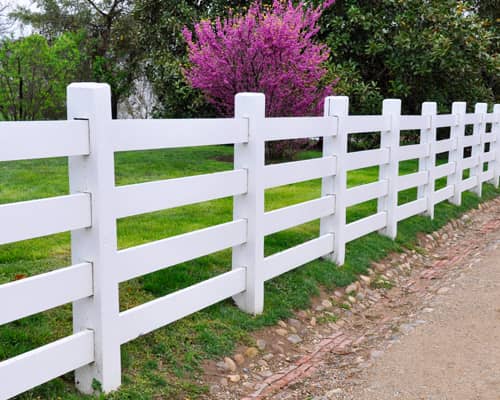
[0,82,499,399]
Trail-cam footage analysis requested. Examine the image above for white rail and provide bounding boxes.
[0,120,89,162]
[345,148,390,171]
[263,196,335,235]
[263,116,337,140]
[0,194,91,245]
[345,180,389,207]
[115,220,247,282]
[0,263,93,325]
[114,170,247,218]
[262,234,334,281]
[112,118,248,151]
[0,331,94,400]
[345,212,387,242]
[263,156,337,188]
[117,268,246,344]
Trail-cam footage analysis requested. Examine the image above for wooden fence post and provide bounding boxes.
[67,83,121,393]
[232,93,266,314]
[378,99,401,239]
[321,96,348,265]
[449,102,466,206]
[418,102,437,219]
[471,103,487,197]
[491,104,500,188]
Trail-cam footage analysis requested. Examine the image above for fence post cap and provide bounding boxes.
[67,82,112,120]
[474,102,488,112]
[67,83,111,104]
[324,96,348,116]
[382,98,401,106]
[234,93,265,118]
[325,95,348,101]
[235,92,265,99]
[68,82,111,90]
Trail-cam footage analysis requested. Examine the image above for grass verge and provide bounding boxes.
[1,146,498,399]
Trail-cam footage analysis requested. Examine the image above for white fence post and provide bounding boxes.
[449,102,466,206]
[471,103,487,197]
[418,102,437,218]
[491,104,500,188]
[67,83,121,393]
[378,99,401,239]
[232,93,266,315]
[321,96,347,265]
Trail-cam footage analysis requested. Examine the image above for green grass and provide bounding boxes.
[1,146,498,399]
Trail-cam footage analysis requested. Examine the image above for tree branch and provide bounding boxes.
[84,0,108,17]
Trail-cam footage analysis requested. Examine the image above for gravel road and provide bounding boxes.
[350,238,500,400]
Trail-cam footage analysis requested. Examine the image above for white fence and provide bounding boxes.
[0,82,499,399]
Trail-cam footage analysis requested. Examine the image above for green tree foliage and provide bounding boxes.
[133,0,274,118]
[9,0,498,121]
[319,0,498,114]
[133,1,209,118]
[136,0,498,119]
[12,0,142,117]
[469,0,499,99]
[0,34,82,120]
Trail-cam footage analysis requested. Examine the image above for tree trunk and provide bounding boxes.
[111,93,118,119]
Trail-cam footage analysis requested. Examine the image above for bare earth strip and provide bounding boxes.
[204,197,500,400]
[350,228,500,399]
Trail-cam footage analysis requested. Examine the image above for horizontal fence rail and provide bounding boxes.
[0,120,89,162]
[346,148,390,171]
[0,331,94,400]
[0,194,92,245]
[397,172,428,192]
[112,118,248,151]
[115,220,247,283]
[0,83,499,399]
[263,116,337,140]
[117,268,247,344]
[345,212,388,242]
[114,169,248,218]
[263,156,337,189]
[263,196,335,236]
[345,115,391,133]
[346,180,389,207]
[0,262,93,325]
[262,234,334,282]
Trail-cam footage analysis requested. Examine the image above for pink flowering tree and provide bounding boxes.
[182,0,336,122]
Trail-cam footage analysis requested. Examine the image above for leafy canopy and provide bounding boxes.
[12,0,142,117]
[0,34,82,120]
[320,0,498,114]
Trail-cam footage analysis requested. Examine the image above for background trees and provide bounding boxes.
[13,0,142,117]
[320,0,498,114]
[0,33,82,120]
[0,1,12,36]
[132,0,265,118]
[1,0,497,121]
[135,0,498,118]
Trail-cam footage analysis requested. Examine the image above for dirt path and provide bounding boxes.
[349,236,500,400]
[204,197,500,400]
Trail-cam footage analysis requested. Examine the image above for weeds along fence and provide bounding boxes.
[0,82,499,399]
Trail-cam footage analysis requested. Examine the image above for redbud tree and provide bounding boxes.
[182,0,336,120]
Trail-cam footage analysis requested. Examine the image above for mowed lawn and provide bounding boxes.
[1,145,498,399]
